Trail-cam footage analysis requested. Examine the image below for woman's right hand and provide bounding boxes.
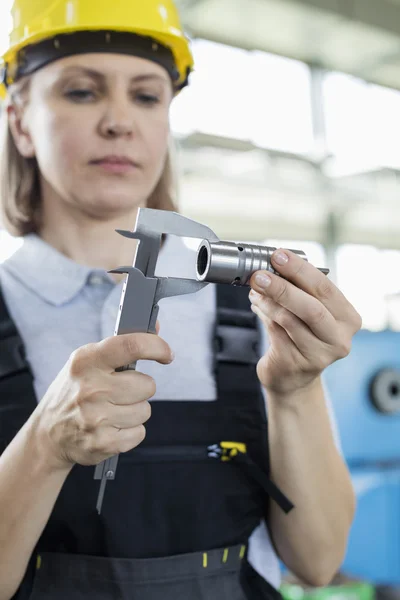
[30,332,174,470]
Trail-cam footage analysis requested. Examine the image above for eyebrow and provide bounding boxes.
[59,66,169,84]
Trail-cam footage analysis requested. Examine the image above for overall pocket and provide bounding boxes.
[101,441,267,558]
[29,545,250,600]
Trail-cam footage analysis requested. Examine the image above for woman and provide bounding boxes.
[0,1,361,599]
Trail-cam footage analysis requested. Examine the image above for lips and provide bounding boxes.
[91,155,138,166]
[90,155,140,174]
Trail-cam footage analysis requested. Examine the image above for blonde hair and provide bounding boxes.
[0,79,177,237]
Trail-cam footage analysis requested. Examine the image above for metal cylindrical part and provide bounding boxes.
[196,240,308,286]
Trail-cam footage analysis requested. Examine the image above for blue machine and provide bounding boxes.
[324,329,400,585]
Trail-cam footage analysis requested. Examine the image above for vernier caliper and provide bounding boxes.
[94,208,329,513]
[93,208,218,513]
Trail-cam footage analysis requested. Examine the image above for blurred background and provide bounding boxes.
[1,0,400,595]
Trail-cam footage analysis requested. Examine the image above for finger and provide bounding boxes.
[96,424,147,457]
[249,274,338,345]
[254,249,358,326]
[251,305,307,387]
[116,425,148,454]
[85,333,174,373]
[250,293,329,362]
[108,400,152,430]
[108,371,156,405]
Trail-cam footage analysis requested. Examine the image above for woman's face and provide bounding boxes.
[11,53,173,219]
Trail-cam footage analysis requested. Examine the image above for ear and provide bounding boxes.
[7,103,36,158]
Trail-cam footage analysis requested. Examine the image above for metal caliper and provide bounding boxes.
[94,208,218,513]
[94,208,329,513]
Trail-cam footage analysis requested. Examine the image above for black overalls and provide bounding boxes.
[0,283,292,600]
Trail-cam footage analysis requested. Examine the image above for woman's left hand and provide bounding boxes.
[249,249,362,397]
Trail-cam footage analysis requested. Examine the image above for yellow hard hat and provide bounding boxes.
[0,0,194,98]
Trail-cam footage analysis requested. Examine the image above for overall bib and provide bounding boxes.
[0,283,292,600]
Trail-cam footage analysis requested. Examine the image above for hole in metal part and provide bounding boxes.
[197,246,209,276]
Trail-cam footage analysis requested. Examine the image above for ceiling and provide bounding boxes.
[176,136,400,250]
[177,0,400,91]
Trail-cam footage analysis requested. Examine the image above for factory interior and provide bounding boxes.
[0,0,399,598]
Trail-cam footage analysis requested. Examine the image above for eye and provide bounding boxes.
[65,89,97,102]
[135,92,160,106]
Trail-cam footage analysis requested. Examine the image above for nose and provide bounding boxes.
[98,96,135,139]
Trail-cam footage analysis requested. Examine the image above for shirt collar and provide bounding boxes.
[3,232,183,307]
[3,234,114,306]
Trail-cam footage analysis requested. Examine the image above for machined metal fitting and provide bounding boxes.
[196,240,329,286]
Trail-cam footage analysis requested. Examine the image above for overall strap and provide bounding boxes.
[0,284,38,600]
[214,284,264,407]
[0,282,37,437]
[214,284,295,515]
[0,283,28,378]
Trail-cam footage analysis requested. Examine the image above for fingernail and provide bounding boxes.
[170,351,175,362]
[255,274,272,289]
[273,251,289,266]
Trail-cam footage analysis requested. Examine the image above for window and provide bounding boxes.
[171,39,314,154]
[171,39,252,140]
[324,73,370,161]
[250,51,313,154]
[336,245,400,331]
[324,72,400,170]
[368,84,400,169]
